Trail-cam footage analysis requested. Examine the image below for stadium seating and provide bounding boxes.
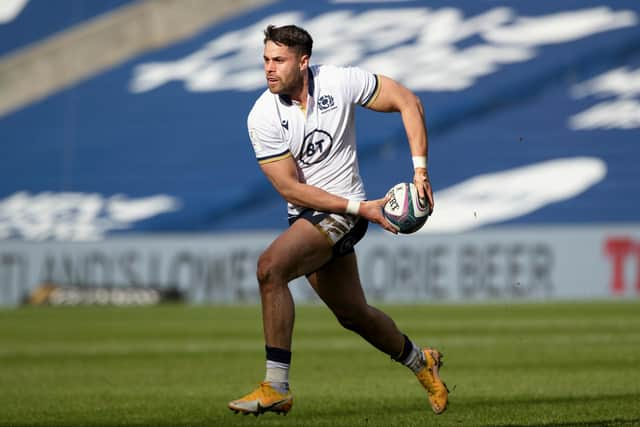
[0,0,134,57]
[1,0,639,237]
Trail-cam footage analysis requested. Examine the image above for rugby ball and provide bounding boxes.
[383,182,430,234]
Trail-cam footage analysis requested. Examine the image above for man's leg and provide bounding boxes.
[257,218,332,350]
[307,253,449,414]
[228,219,332,416]
[307,252,405,356]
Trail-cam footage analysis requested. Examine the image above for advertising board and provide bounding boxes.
[1,226,638,306]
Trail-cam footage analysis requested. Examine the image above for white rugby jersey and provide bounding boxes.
[248,64,381,217]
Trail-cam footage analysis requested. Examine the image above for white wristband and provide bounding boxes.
[412,156,427,169]
[345,200,361,215]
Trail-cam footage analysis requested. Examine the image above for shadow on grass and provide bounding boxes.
[461,391,640,427]
[463,391,640,407]
[490,419,640,427]
[2,392,639,427]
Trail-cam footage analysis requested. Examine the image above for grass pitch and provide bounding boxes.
[1,301,639,427]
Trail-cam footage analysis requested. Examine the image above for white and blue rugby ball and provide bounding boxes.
[383,182,430,234]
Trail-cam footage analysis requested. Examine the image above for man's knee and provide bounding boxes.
[256,252,285,289]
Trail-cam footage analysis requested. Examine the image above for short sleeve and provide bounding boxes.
[339,66,381,108]
[248,109,291,165]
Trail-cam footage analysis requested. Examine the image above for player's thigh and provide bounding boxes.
[308,253,368,316]
[259,218,333,282]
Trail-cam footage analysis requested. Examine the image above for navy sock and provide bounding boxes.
[393,334,413,362]
[265,345,291,364]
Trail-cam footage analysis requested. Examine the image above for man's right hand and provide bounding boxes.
[358,197,398,234]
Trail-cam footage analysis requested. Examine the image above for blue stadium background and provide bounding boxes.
[1,0,639,236]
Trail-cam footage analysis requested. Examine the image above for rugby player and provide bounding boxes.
[228,24,447,416]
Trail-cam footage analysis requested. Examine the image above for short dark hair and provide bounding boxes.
[263,25,313,57]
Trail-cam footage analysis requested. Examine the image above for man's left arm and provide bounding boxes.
[366,76,434,213]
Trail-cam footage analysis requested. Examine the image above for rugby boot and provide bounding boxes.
[415,348,449,414]
[228,382,293,416]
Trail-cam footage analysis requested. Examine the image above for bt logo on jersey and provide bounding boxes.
[299,129,333,166]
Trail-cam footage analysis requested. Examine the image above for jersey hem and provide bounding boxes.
[257,151,292,165]
[362,74,381,108]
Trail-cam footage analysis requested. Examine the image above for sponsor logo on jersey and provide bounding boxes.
[298,129,333,166]
[249,128,260,149]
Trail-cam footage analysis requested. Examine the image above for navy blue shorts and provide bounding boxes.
[288,209,369,258]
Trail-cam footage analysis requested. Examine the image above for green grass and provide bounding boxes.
[1,301,639,426]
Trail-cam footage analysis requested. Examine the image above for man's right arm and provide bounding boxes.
[260,157,397,233]
[248,96,396,232]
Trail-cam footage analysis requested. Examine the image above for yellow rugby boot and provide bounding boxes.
[228,382,293,416]
[415,348,449,414]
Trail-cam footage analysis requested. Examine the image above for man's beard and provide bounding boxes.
[269,73,303,95]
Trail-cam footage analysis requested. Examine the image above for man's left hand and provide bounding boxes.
[413,168,434,214]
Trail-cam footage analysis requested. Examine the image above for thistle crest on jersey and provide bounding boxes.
[318,94,335,111]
